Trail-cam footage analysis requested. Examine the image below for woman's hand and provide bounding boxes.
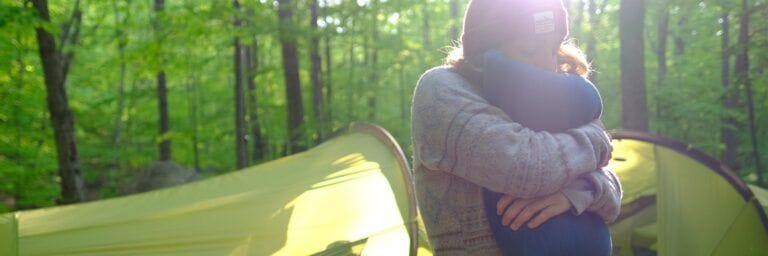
[496,192,572,230]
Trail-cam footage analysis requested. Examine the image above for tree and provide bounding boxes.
[585,0,604,84]
[111,0,128,167]
[277,0,305,154]
[31,0,86,204]
[450,0,460,40]
[720,6,739,170]
[619,0,648,131]
[246,41,265,162]
[233,0,248,169]
[735,0,764,185]
[654,0,669,134]
[366,0,380,121]
[421,0,431,50]
[154,0,171,161]
[309,0,325,141]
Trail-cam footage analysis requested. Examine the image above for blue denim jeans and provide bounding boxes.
[483,189,612,256]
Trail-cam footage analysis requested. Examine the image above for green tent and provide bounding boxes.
[0,123,421,256]
[2,125,768,255]
[608,131,768,255]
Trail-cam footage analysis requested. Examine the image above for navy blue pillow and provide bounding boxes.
[481,49,602,132]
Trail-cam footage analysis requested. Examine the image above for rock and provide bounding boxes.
[123,161,200,195]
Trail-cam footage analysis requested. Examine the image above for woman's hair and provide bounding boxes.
[445,40,592,83]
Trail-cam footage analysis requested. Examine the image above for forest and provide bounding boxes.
[0,0,766,212]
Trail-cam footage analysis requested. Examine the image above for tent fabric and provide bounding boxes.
[0,213,18,255]
[608,131,768,256]
[1,123,418,256]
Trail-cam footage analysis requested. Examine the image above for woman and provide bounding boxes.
[410,0,622,255]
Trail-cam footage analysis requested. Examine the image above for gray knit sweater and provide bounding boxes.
[411,66,622,255]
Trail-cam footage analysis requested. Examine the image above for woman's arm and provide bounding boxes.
[412,67,612,198]
[494,168,622,229]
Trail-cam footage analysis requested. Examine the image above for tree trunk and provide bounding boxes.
[111,0,127,167]
[721,8,739,170]
[422,1,431,50]
[278,0,305,154]
[450,0,459,40]
[735,0,763,185]
[154,0,171,161]
[570,0,585,36]
[655,1,669,134]
[246,41,264,161]
[310,0,324,141]
[367,0,379,121]
[32,0,86,204]
[14,33,24,149]
[185,77,201,171]
[233,0,248,169]
[674,16,687,57]
[619,0,648,131]
[586,0,601,84]
[347,40,356,120]
[397,2,407,123]
[322,0,333,127]
[324,32,333,127]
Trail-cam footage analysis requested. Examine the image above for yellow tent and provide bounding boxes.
[0,123,420,255]
[608,131,768,255]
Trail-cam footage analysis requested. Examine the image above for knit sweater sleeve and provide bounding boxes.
[411,67,612,198]
[561,168,623,222]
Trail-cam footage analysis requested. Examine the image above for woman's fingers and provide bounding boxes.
[525,193,572,229]
[509,198,551,230]
[501,197,533,226]
[496,194,516,215]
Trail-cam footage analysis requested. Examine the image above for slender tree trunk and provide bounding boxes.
[397,2,407,123]
[233,0,248,169]
[674,17,687,57]
[570,0,585,36]
[156,73,170,160]
[15,32,25,151]
[399,63,407,122]
[309,0,324,141]
[655,1,669,134]
[422,1,431,50]
[154,0,171,161]
[32,0,85,204]
[367,0,379,121]
[450,0,459,40]
[322,0,333,128]
[324,33,333,126]
[185,76,201,171]
[672,15,686,90]
[735,0,763,185]
[347,40,356,120]
[111,0,127,167]
[619,0,648,131]
[246,41,264,162]
[278,0,305,154]
[586,0,600,84]
[721,9,739,170]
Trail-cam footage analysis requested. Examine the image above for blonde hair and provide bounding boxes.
[445,41,592,79]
